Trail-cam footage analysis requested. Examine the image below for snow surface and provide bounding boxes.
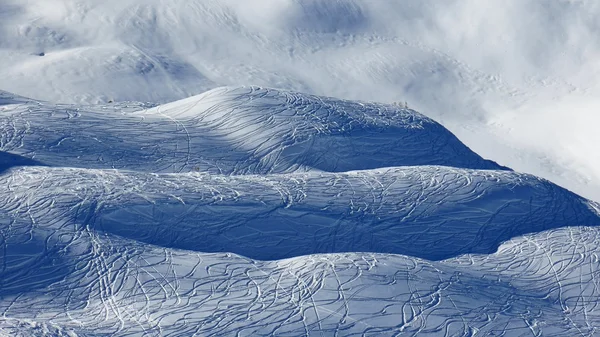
[0,0,599,201]
[1,87,600,336]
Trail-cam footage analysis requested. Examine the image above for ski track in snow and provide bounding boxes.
[1,87,600,336]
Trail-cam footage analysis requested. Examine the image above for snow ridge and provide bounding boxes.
[0,86,505,174]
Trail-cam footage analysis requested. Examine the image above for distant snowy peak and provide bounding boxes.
[0,86,505,175]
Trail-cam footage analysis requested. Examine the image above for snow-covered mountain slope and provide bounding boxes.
[0,86,504,174]
[1,85,600,336]
[0,0,599,201]
[1,165,600,335]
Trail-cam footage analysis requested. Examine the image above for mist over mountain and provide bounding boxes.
[1,1,599,336]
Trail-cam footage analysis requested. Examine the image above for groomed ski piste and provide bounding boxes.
[1,86,600,336]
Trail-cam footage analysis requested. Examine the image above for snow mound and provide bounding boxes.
[2,165,597,261]
[0,86,504,174]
